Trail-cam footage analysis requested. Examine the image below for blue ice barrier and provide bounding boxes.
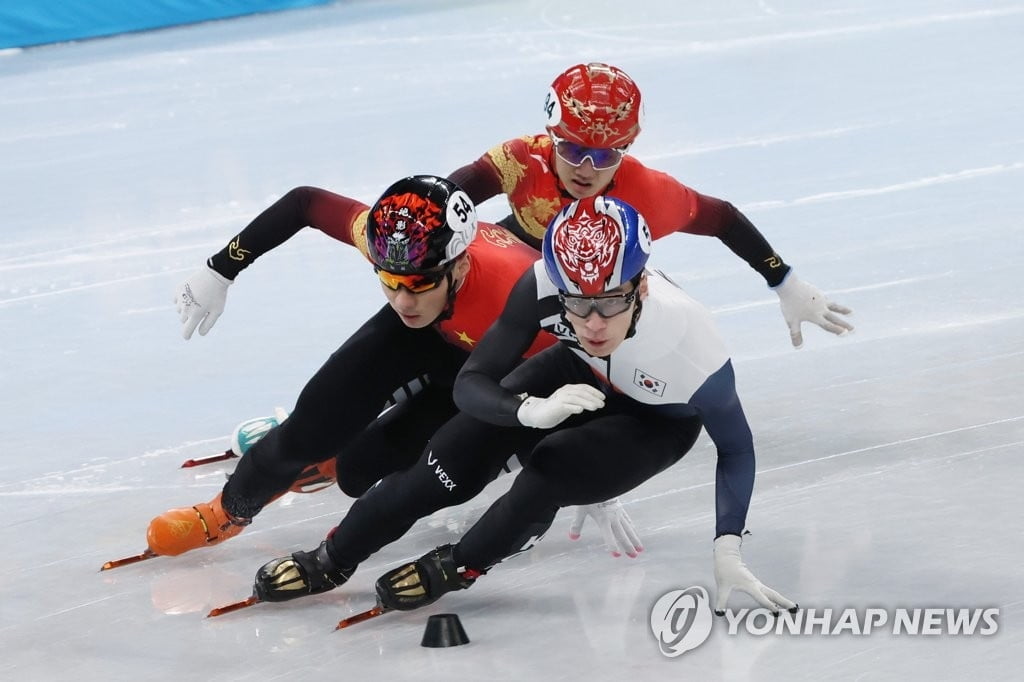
[0,0,333,49]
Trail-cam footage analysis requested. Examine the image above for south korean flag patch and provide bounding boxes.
[634,368,667,397]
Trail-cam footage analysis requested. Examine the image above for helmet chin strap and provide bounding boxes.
[429,270,460,326]
[624,273,645,339]
[625,297,643,339]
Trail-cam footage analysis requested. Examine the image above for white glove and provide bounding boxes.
[569,498,643,558]
[772,271,853,348]
[516,384,605,429]
[174,264,232,340]
[713,534,797,615]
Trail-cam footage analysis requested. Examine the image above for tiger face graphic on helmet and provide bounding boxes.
[551,205,624,294]
[543,195,652,297]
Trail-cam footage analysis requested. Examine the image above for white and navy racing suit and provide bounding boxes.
[324,263,756,572]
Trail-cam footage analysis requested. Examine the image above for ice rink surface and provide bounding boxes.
[1,0,1022,679]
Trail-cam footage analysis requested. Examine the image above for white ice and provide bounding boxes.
[1,0,1022,679]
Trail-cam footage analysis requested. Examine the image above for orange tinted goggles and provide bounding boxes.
[375,265,451,293]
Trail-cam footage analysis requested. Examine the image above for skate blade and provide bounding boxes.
[181,450,237,468]
[335,605,387,630]
[100,549,158,571]
[207,595,260,618]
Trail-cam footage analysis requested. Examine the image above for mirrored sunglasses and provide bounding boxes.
[559,290,637,318]
[375,263,452,293]
[551,135,627,171]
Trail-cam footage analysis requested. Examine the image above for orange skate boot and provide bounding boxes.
[289,458,337,494]
[146,493,250,557]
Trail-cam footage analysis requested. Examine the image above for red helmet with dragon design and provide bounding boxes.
[544,63,643,149]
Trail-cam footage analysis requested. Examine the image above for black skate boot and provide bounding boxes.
[375,544,482,612]
[253,541,355,603]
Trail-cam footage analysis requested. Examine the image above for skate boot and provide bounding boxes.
[288,458,337,494]
[146,493,250,557]
[375,544,482,612]
[231,407,289,456]
[253,541,355,603]
[233,410,337,495]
